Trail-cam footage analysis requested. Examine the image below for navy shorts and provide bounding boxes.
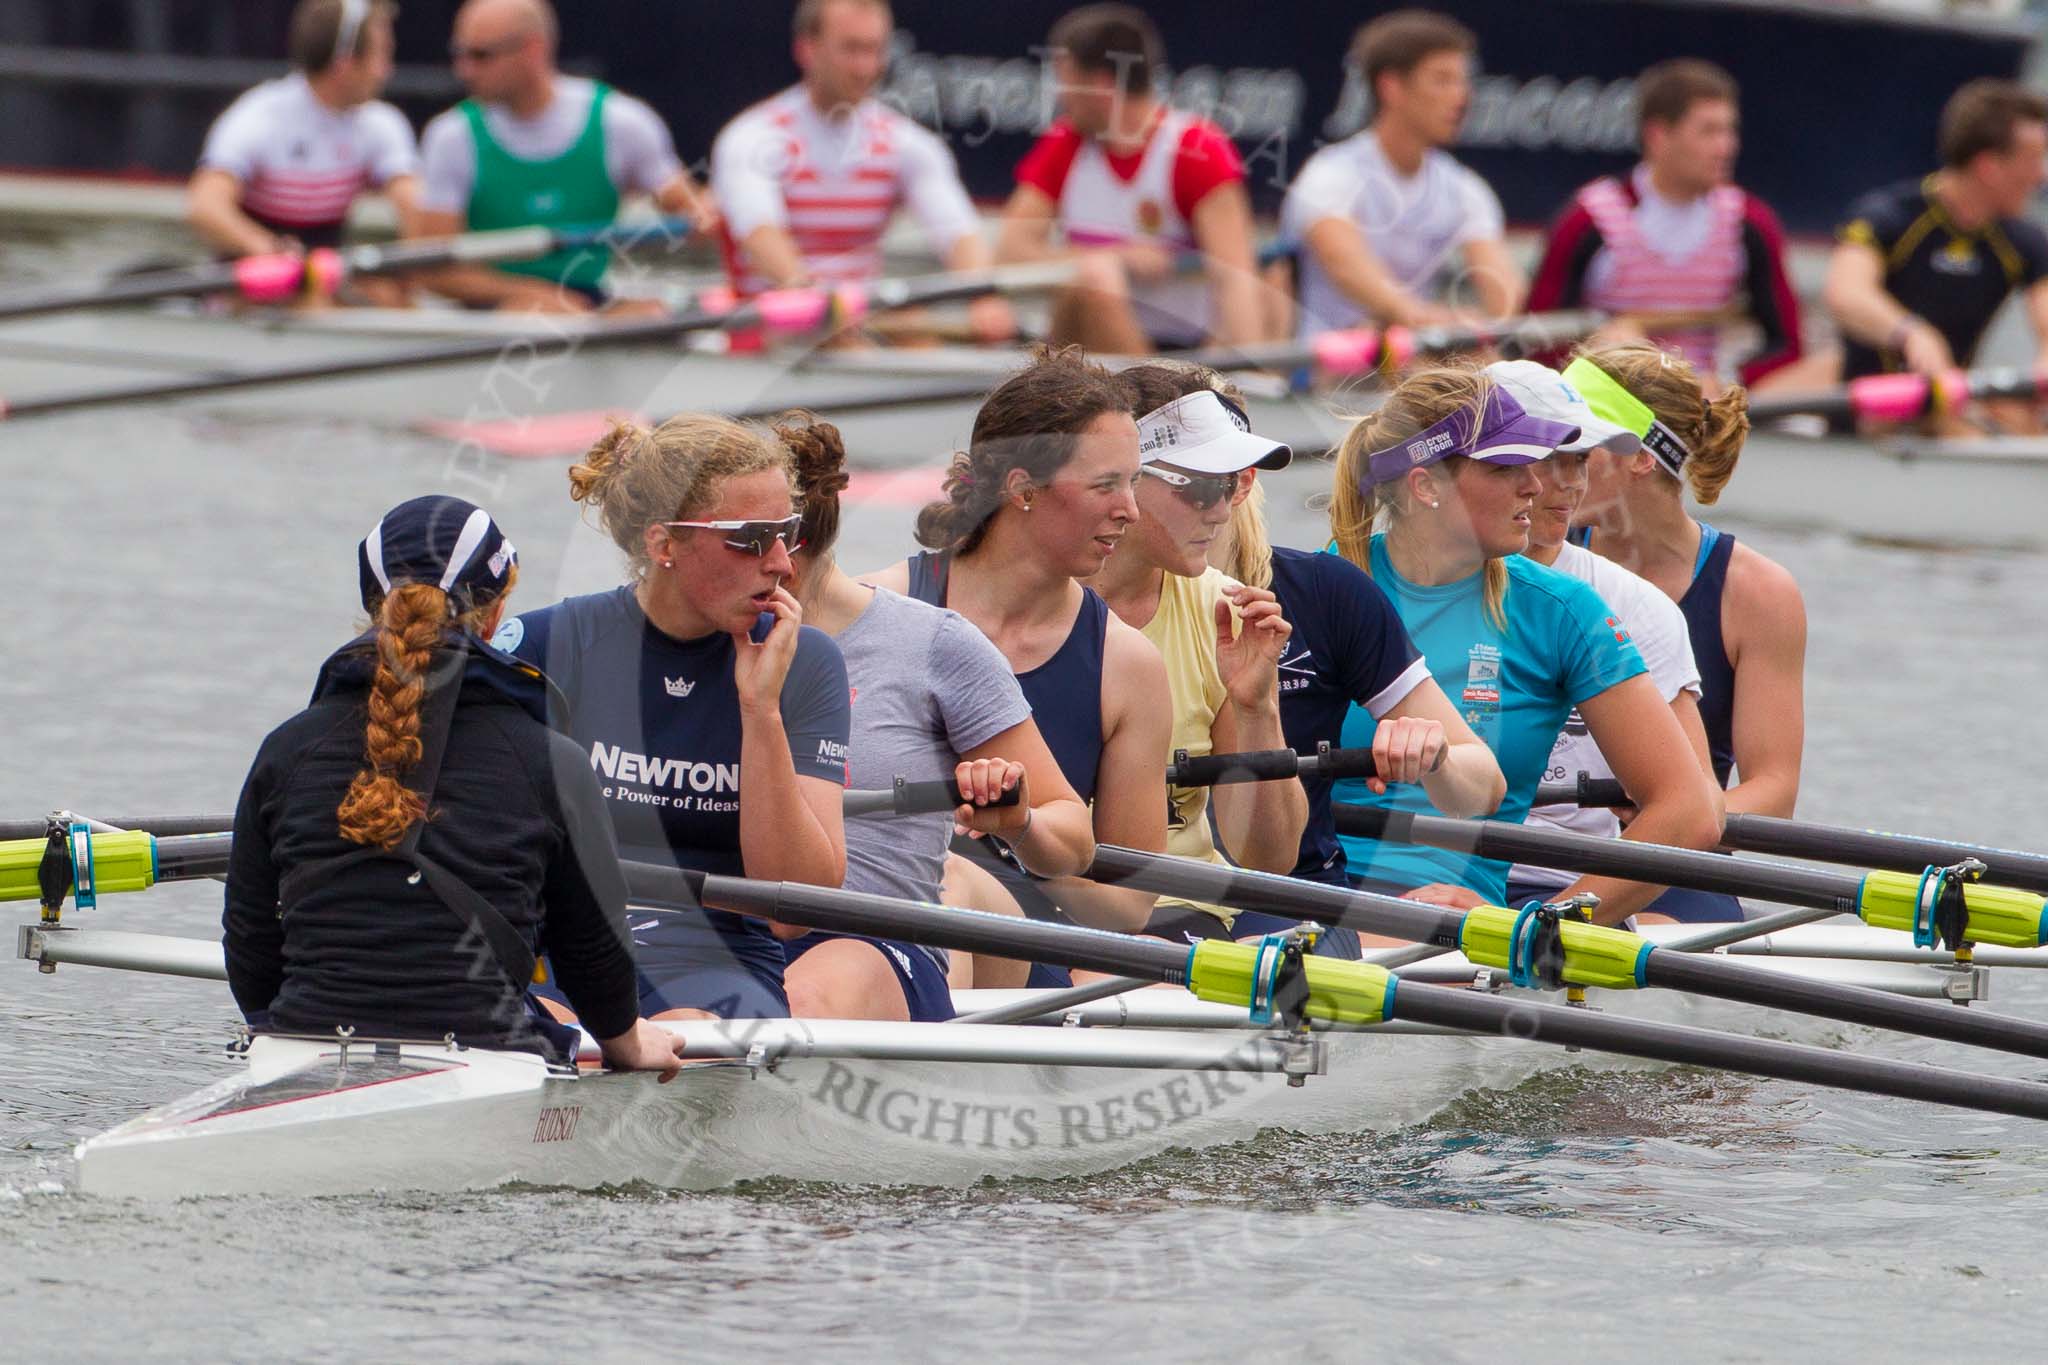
[784,931,955,1022]
[1143,903,1364,960]
[1637,885,1746,924]
[537,905,789,1021]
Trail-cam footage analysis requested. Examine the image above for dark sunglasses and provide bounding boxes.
[1141,464,1240,511]
[449,36,524,63]
[661,514,806,556]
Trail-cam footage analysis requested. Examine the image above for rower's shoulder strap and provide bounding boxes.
[278,653,538,991]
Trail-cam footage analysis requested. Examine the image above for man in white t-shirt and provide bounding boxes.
[1484,360,1723,921]
[410,0,718,314]
[188,0,418,302]
[1281,10,1522,337]
[711,0,1013,344]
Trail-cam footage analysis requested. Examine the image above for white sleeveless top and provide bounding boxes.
[1281,131,1503,337]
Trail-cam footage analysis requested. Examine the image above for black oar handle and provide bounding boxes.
[843,778,1024,818]
[1166,742,1451,788]
[1167,747,1334,786]
[1532,775,1632,808]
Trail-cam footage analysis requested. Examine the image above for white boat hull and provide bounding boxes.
[73,954,1926,1201]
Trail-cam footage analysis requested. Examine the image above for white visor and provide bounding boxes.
[1135,390,1292,474]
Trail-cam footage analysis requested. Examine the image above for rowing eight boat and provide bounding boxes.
[28,919,1995,1200]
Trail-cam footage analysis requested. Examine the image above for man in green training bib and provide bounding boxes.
[410,0,718,313]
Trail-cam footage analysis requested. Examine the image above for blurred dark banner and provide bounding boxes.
[0,0,2028,234]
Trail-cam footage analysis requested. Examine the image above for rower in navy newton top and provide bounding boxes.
[498,415,850,1021]
[871,347,1171,988]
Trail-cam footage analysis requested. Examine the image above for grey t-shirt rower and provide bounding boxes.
[838,587,1033,937]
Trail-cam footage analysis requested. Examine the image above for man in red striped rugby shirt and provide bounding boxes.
[711,0,1015,343]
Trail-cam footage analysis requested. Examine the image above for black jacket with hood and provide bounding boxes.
[223,634,638,1049]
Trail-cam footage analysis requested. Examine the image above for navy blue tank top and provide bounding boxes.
[906,550,1109,802]
[1678,524,1738,787]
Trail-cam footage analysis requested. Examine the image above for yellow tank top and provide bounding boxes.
[1139,567,1240,927]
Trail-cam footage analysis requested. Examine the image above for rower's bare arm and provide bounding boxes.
[2024,278,2048,363]
[994,185,1059,264]
[1670,688,1717,796]
[654,170,721,235]
[944,232,1019,343]
[1300,216,1441,329]
[744,756,848,941]
[1571,673,1725,924]
[1206,702,1307,874]
[1460,236,1526,320]
[381,173,423,235]
[1190,183,1262,348]
[740,224,813,289]
[405,207,590,311]
[1822,240,1946,369]
[187,168,278,258]
[960,720,1094,880]
[1723,546,1806,820]
[1381,676,1506,818]
[1044,621,1170,933]
[1206,589,1306,873]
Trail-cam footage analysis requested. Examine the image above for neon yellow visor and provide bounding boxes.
[1561,357,1692,478]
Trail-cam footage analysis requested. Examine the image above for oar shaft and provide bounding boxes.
[0,815,233,842]
[1643,948,2048,1059]
[700,874,1192,982]
[1085,844,1462,946]
[1097,837,2048,1064]
[1722,812,2048,896]
[157,832,233,882]
[1395,980,2048,1122]
[1332,805,1862,912]
[0,220,693,322]
[1748,366,2048,424]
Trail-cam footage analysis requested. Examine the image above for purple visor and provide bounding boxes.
[1364,387,1581,488]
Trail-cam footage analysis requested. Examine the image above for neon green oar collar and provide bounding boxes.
[1561,357,1693,478]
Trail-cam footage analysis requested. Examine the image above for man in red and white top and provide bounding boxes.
[1528,59,1805,391]
[1280,11,1522,339]
[995,4,1261,352]
[712,0,1013,343]
[188,0,418,294]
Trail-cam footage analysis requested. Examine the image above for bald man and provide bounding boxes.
[411,0,717,313]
